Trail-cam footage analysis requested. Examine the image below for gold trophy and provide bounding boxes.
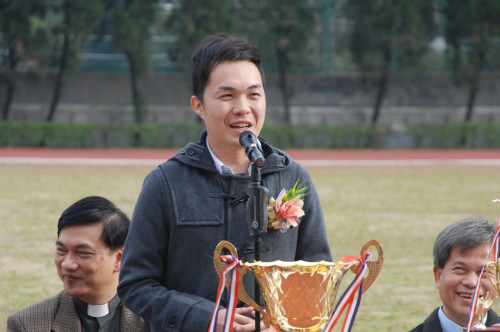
[464,200,500,332]
[470,290,498,331]
[468,261,500,331]
[213,240,383,332]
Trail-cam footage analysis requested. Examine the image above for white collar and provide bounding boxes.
[206,137,251,175]
[87,303,109,318]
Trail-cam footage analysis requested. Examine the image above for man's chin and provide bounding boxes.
[64,285,85,297]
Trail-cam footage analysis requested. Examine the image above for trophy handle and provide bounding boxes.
[486,261,499,291]
[353,239,384,293]
[213,241,269,324]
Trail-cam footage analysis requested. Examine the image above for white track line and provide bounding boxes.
[1,157,499,167]
[0,157,164,166]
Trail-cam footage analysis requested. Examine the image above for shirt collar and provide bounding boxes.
[74,294,121,318]
[206,137,251,175]
[438,306,488,332]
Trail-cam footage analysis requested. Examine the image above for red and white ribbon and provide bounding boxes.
[466,214,500,331]
[324,252,372,332]
[208,255,240,332]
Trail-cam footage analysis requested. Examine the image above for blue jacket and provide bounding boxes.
[118,131,332,331]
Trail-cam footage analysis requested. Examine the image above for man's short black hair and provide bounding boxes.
[57,196,130,252]
[191,33,264,102]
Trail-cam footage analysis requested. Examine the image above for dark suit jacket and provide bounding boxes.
[409,307,500,332]
[7,290,150,332]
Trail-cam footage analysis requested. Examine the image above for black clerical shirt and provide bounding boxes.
[74,295,122,332]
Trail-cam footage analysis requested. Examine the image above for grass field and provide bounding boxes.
[1,162,499,331]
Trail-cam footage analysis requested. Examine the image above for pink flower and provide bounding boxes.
[268,180,308,232]
[277,197,305,227]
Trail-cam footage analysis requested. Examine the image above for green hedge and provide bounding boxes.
[0,122,205,148]
[1,121,500,149]
[405,122,500,148]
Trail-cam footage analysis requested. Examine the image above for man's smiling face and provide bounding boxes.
[434,243,494,326]
[191,60,266,154]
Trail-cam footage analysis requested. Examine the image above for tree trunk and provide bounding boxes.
[2,44,19,120]
[465,82,478,123]
[459,50,486,147]
[126,51,144,123]
[46,26,70,122]
[372,68,389,124]
[464,51,486,123]
[276,46,290,124]
[1,79,14,121]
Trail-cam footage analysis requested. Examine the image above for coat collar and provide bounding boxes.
[421,307,500,332]
[51,291,149,332]
[52,291,80,332]
[172,130,291,174]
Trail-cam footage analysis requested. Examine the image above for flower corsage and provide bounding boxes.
[267,180,307,233]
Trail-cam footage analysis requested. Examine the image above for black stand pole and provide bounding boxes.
[246,163,268,332]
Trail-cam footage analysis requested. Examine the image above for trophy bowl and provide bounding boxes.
[214,240,383,332]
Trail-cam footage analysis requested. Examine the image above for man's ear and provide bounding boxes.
[114,247,123,273]
[191,95,204,119]
[433,265,441,289]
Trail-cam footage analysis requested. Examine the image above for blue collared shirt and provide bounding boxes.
[206,137,251,175]
[438,306,487,332]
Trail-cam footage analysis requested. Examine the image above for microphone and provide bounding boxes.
[239,131,265,167]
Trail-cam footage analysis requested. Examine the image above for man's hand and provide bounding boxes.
[216,307,276,332]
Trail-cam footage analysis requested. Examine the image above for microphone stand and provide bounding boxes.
[246,162,268,332]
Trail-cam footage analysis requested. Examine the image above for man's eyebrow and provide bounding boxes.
[451,260,466,266]
[247,83,263,90]
[217,86,236,92]
[74,244,93,250]
[55,240,93,250]
[217,84,263,91]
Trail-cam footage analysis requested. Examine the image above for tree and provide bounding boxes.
[0,0,48,120]
[112,0,157,123]
[440,0,500,122]
[165,1,316,124]
[343,0,435,123]
[237,1,317,124]
[163,0,238,125]
[165,0,238,75]
[46,0,104,122]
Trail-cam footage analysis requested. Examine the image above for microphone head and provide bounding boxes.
[239,131,265,167]
[239,131,254,145]
[239,131,262,149]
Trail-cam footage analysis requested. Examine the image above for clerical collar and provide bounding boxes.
[88,303,108,317]
[438,306,488,332]
[74,294,120,318]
